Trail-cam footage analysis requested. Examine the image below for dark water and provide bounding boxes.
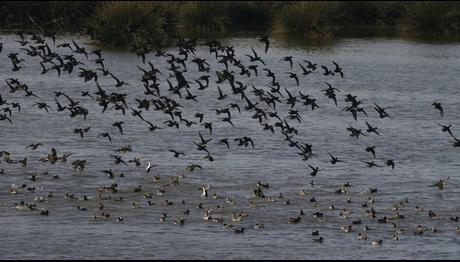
[0,34,459,259]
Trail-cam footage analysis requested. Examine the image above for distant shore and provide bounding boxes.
[1,1,460,48]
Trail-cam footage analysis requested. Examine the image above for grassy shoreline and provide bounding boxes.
[1,1,460,48]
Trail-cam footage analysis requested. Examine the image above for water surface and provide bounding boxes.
[0,34,459,259]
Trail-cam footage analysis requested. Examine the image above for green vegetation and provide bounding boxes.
[274,1,341,37]
[0,1,98,32]
[338,1,405,26]
[89,2,179,48]
[179,1,230,34]
[401,1,460,35]
[1,1,460,47]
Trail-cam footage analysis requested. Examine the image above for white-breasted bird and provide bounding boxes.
[146,161,158,173]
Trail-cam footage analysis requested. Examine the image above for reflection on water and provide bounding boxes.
[0,33,459,259]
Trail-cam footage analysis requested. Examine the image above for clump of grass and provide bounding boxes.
[179,1,231,34]
[89,1,179,48]
[0,1,98,31]
[46,1,99,30]
[401,1,460,35]
[274,1,341,37]
[338,1,404,26]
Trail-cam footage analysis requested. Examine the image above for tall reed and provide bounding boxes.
[274,1,341,37]
[3,1,460,47]
[179,1,230,34]
[401,1,460,35]
[89,1,179,48]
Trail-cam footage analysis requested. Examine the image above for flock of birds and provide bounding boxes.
[0,27,459,249]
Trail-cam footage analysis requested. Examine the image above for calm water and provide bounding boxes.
[0,34,459,259]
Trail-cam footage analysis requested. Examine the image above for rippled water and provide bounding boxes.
[0,34,459,259]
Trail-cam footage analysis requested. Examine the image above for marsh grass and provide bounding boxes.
[0,1,97,31]
[2,1,460,47]
[400,1,460,35]
[274,1,341,37]
[338,1,405,26]
[179,1,231,35]
[89,1,179,48]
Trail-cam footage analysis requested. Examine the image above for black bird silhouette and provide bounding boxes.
[112,121,124,135]
[229,103,241,114]
[327,152,343,165]
[321,65,334,76]
[322,82,340,106]
[374,103,390,118]
[57,42,73,51]
[203,153,214,162]
[131,109,145,121]
[332,61,344,78]
[299,92,320,111]
[365,121,381,135]
[235,136,255,148]
[202,122,213,135]
[261,123,274,133]
[72,40,88,59]
[256,35,270,54]
[432,102,444,117]
[284,88,298,108]
[385,158,395,169]
[287,72,299,86]
[81,91,95,100]
[0,94,7,106]
[347,125,367,139]
[32,102,51,113]
[3,107,12,117]
[221,117,235,127]
[280,56,293,68]
[11,103,21,112]
[24,89,41,98]
[194,113,204,123]
[185,164,202,173]
[362,160,381,168]
[26,143,44,150]
[145,162,158,172]
[245,48,265,65]
[169,150,185,158]
[263,68,276,83]
[438,124,454,138]
[90,49,103,59]
[144,120,162,132]
[217,86,227,100]
[108,72,129,87]
[366,146,376,158]
[164,120,179,129]
[110,154,128,165]
[73,126,91,139]
[97,132,112,143]
[218,138,230,150]
[185,89,198,102]
[304,60,317,71]
[195,79,207,90]
[308,165,320,176]
[248,65,258,76]
[299,63,313,76]
[102,169,115,179]
[0,114,12,124]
